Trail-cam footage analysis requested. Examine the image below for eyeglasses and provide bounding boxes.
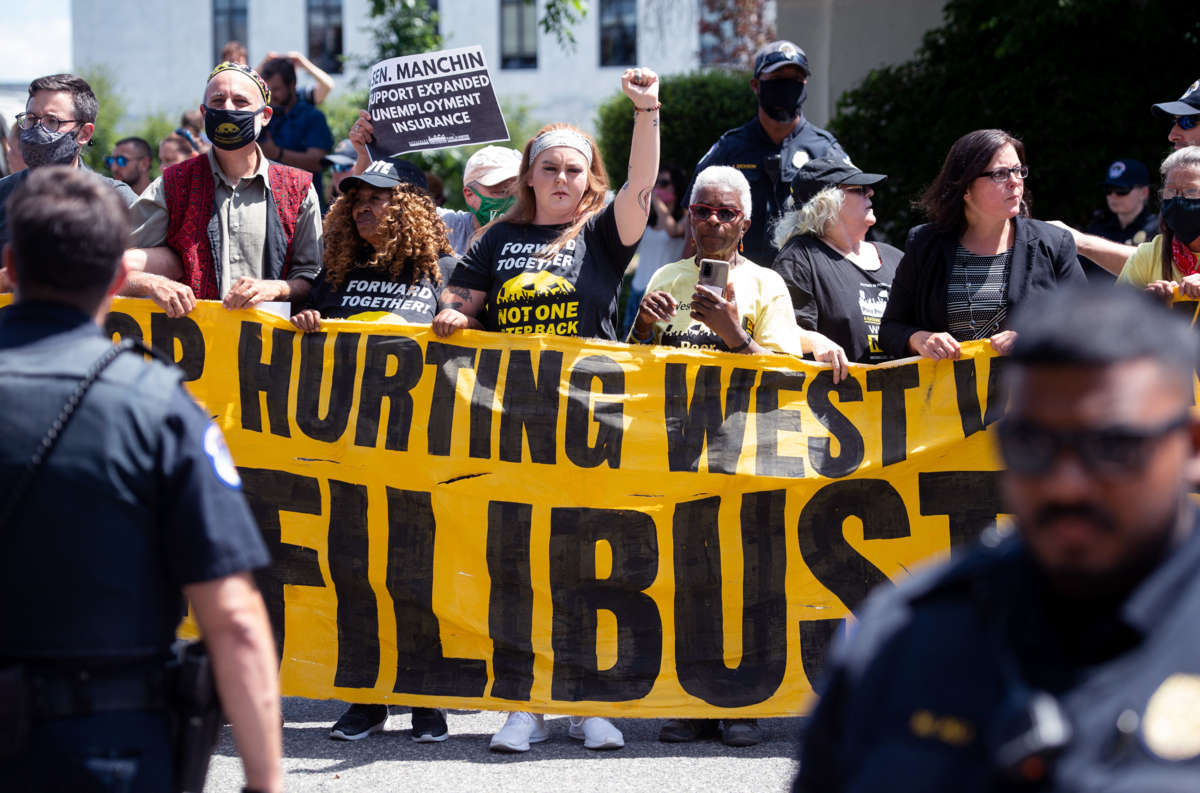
[1105,186,1133,197]
[977,165,1029,183]
[105,155,130,169]
[1173,115,1199,131]
[841,185,873,195]
[656,177,673,188]
[996,413,1191,476]
[689,204,743,223]
[331,163,354,173]
[1160,186,1200,200]
[15,112,79,133]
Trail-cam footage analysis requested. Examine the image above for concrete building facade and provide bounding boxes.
[71,0,944,131]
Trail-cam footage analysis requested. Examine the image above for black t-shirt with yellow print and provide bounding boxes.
[448,202,637,340]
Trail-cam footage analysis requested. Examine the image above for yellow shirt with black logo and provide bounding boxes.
[631,256,804,354]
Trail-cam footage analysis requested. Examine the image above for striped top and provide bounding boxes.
[946,245,1011,341]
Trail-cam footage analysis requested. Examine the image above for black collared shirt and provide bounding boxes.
[795,511,1200,793]
[1081,206,1160,283]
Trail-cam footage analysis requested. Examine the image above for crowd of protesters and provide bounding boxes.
[3,29,1200,792]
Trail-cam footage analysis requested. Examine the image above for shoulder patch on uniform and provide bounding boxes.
[1143,674,1200,760]
[203,423,242,489]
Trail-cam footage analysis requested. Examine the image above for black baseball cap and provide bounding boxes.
[1101,158,1150,189]
[1152,78,1200,119]
[341,158,428,192]
[753,41,810,79]
[790,156,886,204]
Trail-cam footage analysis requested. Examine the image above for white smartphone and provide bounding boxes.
[697,258,729,298]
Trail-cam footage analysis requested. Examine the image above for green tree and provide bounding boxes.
[594,69,756,187]
[365,0,587,59]
[78,67,124,173]
[829,0,1200,243]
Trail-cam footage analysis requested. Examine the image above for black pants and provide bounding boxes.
[0,709,174,793]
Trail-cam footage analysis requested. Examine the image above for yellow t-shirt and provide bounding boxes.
[630,257,804,354]
[1117,235,1179,288]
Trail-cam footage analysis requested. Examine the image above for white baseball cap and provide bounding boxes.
[463,146,522,187]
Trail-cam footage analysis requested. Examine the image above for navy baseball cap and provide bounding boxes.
[342,158,428,192]
[1152,78,1200,119]
[1101,159,1150,188]
[753,41,810,78]
[791,156,886,204]
[322,139,356,168]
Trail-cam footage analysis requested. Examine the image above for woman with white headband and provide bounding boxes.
[432,68,658,756]
[432,67,660,343]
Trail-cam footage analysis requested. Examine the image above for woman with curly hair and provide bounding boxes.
[290,159,455,331]
[431,67,661,343]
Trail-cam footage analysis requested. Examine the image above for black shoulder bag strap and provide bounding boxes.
[0,338,156,528]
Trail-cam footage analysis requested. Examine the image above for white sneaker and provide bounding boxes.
[489,711,549,753]
[568,716,624,750]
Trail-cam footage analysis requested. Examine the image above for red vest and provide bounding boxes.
[162,155,312,299]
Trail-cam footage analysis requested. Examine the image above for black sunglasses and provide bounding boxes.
[997,413,1191,476]
[1174,115,1199,131]
[1105,185,1134,197]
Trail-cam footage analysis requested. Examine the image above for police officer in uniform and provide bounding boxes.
[684,40,849,268]
[1079,158,1158,283]
[794,284,1200,792]
[0,166,281,793]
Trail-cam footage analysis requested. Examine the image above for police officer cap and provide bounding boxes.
[1151,78,1200,119]
[753,41,810,79]
[341,158,428,192]
[790,156,886,205]
[1101,158,1150,189]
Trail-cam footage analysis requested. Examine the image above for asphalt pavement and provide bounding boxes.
[206,697,804,792]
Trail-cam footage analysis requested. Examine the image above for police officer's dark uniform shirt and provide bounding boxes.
[1080,206,1159,283]
[686,115,848,268]
[794,515,1200,793]
[0,302,269,660]
[307,255,456,323]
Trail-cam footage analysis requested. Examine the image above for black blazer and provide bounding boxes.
[878,217,1085,358]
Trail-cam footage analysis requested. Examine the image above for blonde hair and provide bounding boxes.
[480,122,609,256]
[321,182,452,290]
[773,186,845,248]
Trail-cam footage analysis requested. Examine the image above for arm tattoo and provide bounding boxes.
[637,187,652,216]
[448,285,472,300]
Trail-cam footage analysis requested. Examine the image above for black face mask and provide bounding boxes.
[203,105,265,151]
[1163,196,1200,246]
[757,78,807,123]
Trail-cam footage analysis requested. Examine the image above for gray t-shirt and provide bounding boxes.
[438,208,477,257]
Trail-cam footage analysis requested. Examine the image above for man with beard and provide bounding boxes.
[123,61,322,318]
[0,73,136,248]
[106,136,153,195]
[257,56,333,208]
[794,284,1200,792]
[683,41,848,268]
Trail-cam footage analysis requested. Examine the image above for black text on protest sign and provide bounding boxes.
[367,46,509,157]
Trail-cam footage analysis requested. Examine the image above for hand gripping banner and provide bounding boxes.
[36,296,1023,717]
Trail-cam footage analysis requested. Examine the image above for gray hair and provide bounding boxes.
[691,165,752,219]
[1162,145,1200,179]
[772,186,845,249]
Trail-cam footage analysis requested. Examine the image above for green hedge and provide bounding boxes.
[594,69,757,187]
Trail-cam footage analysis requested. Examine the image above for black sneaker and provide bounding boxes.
[329,703,389,741]
[411,707,449,742]
[658,718,719,742]
[719,718,762,747]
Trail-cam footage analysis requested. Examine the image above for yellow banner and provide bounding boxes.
[85,297,1014,717]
